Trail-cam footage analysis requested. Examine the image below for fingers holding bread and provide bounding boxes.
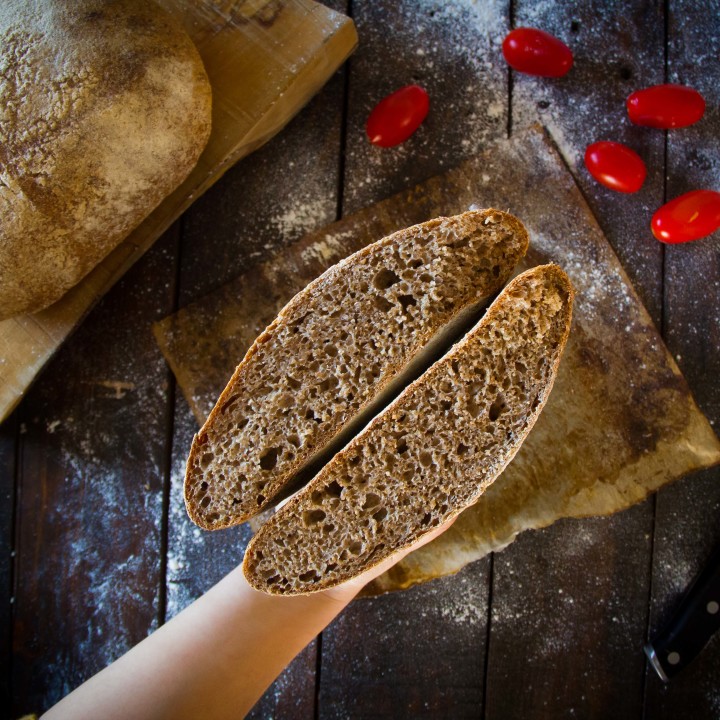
[242,264,573,595]
[182,210,572,594]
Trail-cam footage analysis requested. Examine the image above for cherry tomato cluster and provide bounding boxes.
[500,26,717,244]
[364,25,717,245]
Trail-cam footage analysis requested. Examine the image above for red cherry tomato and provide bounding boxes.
[502,28,573,77]
[584,141,647,193]
[627,84,705,129]
[651,190,720,244]
[366,85,429,147]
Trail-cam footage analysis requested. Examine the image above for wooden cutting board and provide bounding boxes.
[0,0,357,423]
[153,126,720,594]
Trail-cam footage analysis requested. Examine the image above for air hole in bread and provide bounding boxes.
[372,268,400,290]
[259,447,280,471]
[372,295,394,312]
[348,541,363,556]
[200,481,208,490]
[457,443,468,455]
[299,570,320,583]
[257,494,266,506]
[373,507,388,522]
[303,509,326,527]
[362,493,382,510]
[326,480,343,498]
[325,344,338,357]
[396,437,408,454]
[421,512,432,526]
[408,258,423,269]
[419,451,433,467]
[398,294,417,312]
[199,452,214,470]
[200,496,211,508]
[290,312,312,333]
[287,376,302,390]
[489,395,507,422]
[318,376,338,392]
[220,394,241,414]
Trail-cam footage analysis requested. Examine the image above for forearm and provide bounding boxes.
[43,567,355,720]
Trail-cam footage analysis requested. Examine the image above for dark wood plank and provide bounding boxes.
[486,508,653,719]
[511,0,665,322]
[341,0,509,215]
[319,563,490,718]
[0,412,16,713]
[10,225,180,716]
[485,2,665,717]
[645,0,720,716]
[165,38,349,717]
[318,0,509,715]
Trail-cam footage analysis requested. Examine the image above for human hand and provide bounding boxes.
[318,514,457,606]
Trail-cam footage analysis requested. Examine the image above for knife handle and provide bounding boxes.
[645,542,720,682]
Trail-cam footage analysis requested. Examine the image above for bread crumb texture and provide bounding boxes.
[0,0,212,318]
[244,264,573,594]
[185,210,529,528]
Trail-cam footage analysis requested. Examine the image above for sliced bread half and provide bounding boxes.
[185,210,529,529]
[243,264,574,594]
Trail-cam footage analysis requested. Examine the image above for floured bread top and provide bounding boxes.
[0,0,212,318]
[243,264,574,594]
[185,210,530,528]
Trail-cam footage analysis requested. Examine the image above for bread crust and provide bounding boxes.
[185,210,529,529]
[0,0,212,318]
[243,265,574,594]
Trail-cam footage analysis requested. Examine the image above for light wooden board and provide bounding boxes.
[0,0,357,423]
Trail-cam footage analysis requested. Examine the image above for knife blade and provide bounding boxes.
[645,540,720,682]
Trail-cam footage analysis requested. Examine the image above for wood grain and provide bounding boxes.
[0,413,15,713]
[10,224,180,715]
[645,0,720,716]
[484,2,666,717]
[319,562,490,718]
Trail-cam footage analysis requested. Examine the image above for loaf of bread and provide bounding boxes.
[0,0,212,319]
[243,264,574,594]
[185,210,529,529]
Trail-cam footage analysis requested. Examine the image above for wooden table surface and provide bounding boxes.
[3,1,719,717]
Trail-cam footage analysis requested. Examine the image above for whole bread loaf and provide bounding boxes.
[185,210,529,529]
[0,0,212,319]
[243,265,573,594]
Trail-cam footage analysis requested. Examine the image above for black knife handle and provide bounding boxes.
[645,542,720,681]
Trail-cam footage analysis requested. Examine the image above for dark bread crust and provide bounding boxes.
[185,210,529,529]
[243,265,574,595]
